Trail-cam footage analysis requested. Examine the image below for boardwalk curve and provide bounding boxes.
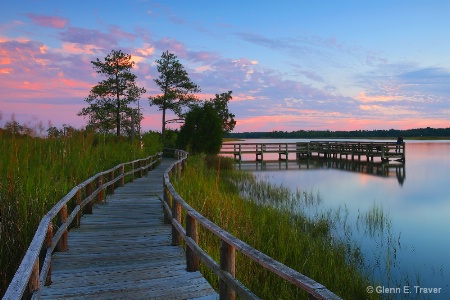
[39,159,218,300]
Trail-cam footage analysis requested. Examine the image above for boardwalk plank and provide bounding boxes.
[40,159,218,300]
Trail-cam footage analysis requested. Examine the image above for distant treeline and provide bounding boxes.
[225,127,450,139]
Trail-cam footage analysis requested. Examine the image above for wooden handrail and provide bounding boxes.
[163,150,342,300]
[221,141,405,163]
[3,152,163,300]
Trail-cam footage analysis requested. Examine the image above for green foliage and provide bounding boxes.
[4,120,23,135]
[176,91,236,154]
[78,50,146,137]
[149,51,200,141]
[161,129,179,149]
[47,126,63,138]
[177,104,223,154]
[206,91,236,134]
[0,131,162,297]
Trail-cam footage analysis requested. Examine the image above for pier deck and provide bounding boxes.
[39,159,218,300]
[220,141,405,163]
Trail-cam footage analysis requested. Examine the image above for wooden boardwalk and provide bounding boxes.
[40,159,218,300]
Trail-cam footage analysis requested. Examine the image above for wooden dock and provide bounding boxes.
[220,141,405,163]
[39,159,218,300]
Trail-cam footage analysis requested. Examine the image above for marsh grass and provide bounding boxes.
[356,202,416,294]
[0,130,162,297]
[173,154,381,299]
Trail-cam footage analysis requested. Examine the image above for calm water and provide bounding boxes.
[224,139,450,299]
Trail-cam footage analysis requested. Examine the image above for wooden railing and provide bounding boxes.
[221,141,405,162]
[3,152,163,300]
[162,149,342,300]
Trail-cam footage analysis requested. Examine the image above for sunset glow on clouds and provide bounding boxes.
[27,14,69,29]
[1,1,450,133]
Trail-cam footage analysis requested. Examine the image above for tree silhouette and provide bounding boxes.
[177,103,223,154]
[78,50,146,136]
[208,91,236,134]
[149,51,200,142]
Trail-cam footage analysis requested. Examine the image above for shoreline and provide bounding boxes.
[224,136,450,142]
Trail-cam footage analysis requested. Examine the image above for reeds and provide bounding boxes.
[0,130,162,297]
[173,155,380,299]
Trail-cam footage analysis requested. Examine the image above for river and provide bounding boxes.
[223,139,450,299]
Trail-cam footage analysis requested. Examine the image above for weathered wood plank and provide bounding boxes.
[40,159,218,300]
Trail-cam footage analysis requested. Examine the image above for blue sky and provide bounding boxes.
[1,0,450,132]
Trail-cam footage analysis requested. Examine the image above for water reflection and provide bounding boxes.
[229,141,450,298]
[235,158,406,186]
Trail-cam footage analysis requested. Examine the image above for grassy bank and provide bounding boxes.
[0,130,162,297]
[173,155,380,299]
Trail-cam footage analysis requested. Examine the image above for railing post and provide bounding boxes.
[220,240,236,300]
[171,199,182,246]
[181,157,187,173]
[44,223,53,286]
[130,162,135,182]
[119,164,125,187]
[177,161,181,178]
[108,170,115,194]
[76,189,81,227]
[402,142,406,161]
[186,214,199,272]
[163,182,171,224]
[138,160,143,178]
[97,175,103,203]
[56,204,68,252]
[143,158,147,174]
[239,144,242,161]
[146,157,151,173]
[181,158,186,174]
[84,182,93,214]
[26,259,39,299]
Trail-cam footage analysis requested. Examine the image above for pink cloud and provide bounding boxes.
[58,77,92,91]
[0,102,87,130]
[59,27,117,48]
[141,113,165,131]
[155,38,187,58]
[57,42,103,55]
[188,51,221,63]
[107,25,136,41]
[357,91,401,103]
[232,93,255,101]
[0,57,12,64]
[27,14,69,29]
[194,65,212,72]
[135,44,155,57]
[0,39,95,104]
[0,68,12,74]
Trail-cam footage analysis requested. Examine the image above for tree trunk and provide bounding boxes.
[116,73,121,137]
[131,112,135,141]
[162,108,166,142]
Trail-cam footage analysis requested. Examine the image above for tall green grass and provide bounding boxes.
[0,130,162,297]
[173,155,380,299]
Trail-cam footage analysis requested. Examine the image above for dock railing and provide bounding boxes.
[221,141,405,162]
[3,152,163,300]
[162,148,342,300]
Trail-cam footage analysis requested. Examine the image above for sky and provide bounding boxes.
[1,0,450,133]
